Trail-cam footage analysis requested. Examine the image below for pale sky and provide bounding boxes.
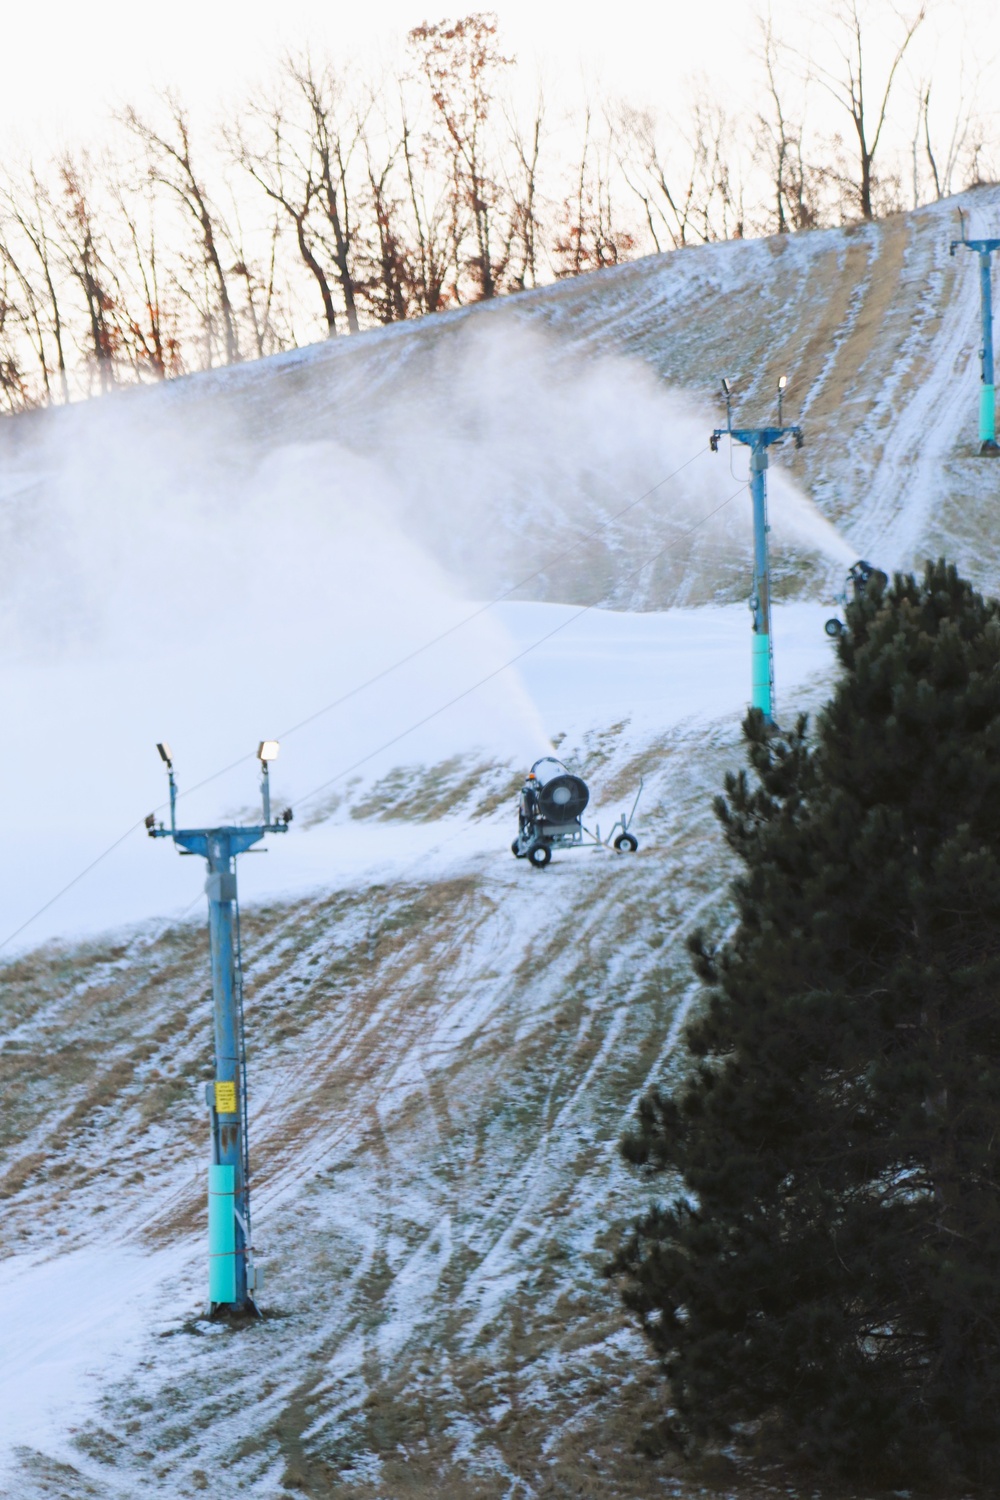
[6,0,998,157]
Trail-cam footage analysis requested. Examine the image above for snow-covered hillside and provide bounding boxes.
[1,184,999,1498]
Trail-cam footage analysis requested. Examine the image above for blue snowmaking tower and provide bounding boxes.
[147,740,291,1312]
[950,231,1000,454]
[711,377,803,725]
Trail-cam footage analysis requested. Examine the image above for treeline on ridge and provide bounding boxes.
[0,3,991,407]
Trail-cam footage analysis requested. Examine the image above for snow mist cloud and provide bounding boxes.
[336,320,854,606]
[0,318,851,946]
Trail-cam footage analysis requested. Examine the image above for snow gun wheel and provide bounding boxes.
[614,832,638,853]
[528,844,552,868]
[511,839,523,858]
[824,617,844,639]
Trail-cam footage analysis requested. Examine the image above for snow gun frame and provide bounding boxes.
[824,559,888,639]
[511,756,643,869]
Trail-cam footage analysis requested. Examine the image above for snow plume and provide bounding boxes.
[0,318,851,947]
[0,404,550,750]
[0,403,551,946]
[343,320,854,604]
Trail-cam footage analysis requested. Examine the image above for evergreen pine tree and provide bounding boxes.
[613,560,1000,1487]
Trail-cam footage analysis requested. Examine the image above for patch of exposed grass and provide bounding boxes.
[349,757,519,824]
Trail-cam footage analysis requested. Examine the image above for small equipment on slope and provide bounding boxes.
[824,559,888,638]
[511,756,642,868]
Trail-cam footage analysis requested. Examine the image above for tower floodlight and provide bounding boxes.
[148,742,289,1312]
[257,741,279,822]
[950,227,1000,454]
[721,377,734,431]
[711,377,803,725]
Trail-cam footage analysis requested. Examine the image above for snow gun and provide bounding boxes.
[824,559,888,639]
[510,756,642,869]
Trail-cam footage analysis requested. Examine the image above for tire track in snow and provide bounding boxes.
[852,214,982,567]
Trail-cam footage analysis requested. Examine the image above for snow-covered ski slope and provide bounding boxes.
[73,179,1000,590]
[0,184,998,1499]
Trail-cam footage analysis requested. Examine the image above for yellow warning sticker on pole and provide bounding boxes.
[214,1080,237,1115]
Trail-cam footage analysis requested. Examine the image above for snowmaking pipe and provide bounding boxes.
[950,235,1000,454]
[711,384,803,726]
[148,742,291,1313]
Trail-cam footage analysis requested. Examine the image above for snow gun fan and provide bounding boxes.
[824,559,888,639]
[510,756,642,869]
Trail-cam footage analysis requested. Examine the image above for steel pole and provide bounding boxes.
[150,753,288,1316]
[979,249,997,449]
[749,440,774,722]
[205,834,249,1310]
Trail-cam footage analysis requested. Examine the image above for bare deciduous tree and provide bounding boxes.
[408,13,515,300]
[616,97,741,250]
[0,169,70,403]
[291,59,365,332]
[755,18,820,233]
[811,0,926,220]
[0,263,30,410]
[108,161,182,381]
[233,99,338,336]
[505,92,544,290]
[126,99,240,364]
[56,155,122,393]
[363,129,413,322]
[234,60,381,335]
[400,89,459,314]
[0,9,984,404]
[227,208,288,359]
[914,71,982,206]
[554,106,635,277]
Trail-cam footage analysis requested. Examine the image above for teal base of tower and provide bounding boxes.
[980,384,998,453]
[208,1163,237,1305]
[751,631,772,720]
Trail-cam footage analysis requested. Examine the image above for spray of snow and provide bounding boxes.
[347,322,855,597]
[766,463,855,565]
[0,320,851,949]
[0,403,554,946]
[0,409,552,730]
